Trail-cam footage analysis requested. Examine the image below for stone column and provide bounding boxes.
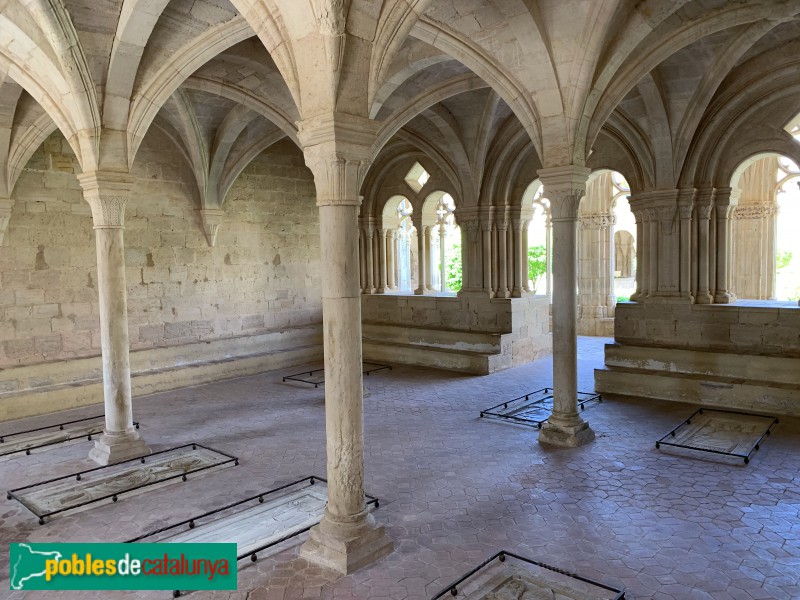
[507,220,515,294]
[695,190,714,304]
[424,229,433,291]
[714,187,739,303]
[578,212,615,332]
[372,230,380,290]
[678,190,695,301]
[358,231,366,290]
[497,220,509,298]
[297,116,393,574]
[414,221,427,295]
[364,222,375,293]
[482,218,493,294]
[387,231,396,290]
[629,200,645,301]
[537,166,595,448]
[647,208,659,297]
[545,214,552,298]
[378,229,388,293]
[511,214,524,297]
[78,172,150,465]
[439,225,447,292]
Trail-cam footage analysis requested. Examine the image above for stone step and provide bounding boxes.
[362,321,501,353]
[603,342,800,386]
[362,338,503,375]
[0,328,323,421]
[595,366,800,416]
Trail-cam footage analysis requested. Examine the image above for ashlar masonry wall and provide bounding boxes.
[0,132,322,419]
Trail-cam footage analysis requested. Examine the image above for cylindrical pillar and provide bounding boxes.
[498,224,509,297]
[298,135,392,574]
[364,225,374,293]
[537,166,595,448]
[648,213,658,295]
[545,216,552,299]
[439,225,447,292]
[78,173,150,465]
[697,204,713,303]
[415,223,427,295]
[714,205,734,303]
[378,229,388,293]
[482,221,492,293]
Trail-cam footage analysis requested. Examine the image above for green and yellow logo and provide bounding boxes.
[9,543,237,591]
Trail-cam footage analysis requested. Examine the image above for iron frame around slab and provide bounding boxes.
[655,408,778,464]
[6,443,239,524]
[479,387,602,429]
[430,550,625,599]
[282,362,392,387]
[0,415,140,458]
[127,476,380,598]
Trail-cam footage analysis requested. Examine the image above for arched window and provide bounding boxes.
[776,157,800,300]
[423,192,460,293]
[523,180,551,297]
[730,155,800,301]
[610,173,635,301]
[396,199,415,292]
[381,195,416,293]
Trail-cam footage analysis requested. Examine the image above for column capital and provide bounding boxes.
[199,208,225,246]
[297,113,379,208]
[537,165,590,221]
[578,212,615,230]
[78,171,135,229]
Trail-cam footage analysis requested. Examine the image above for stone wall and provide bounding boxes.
[0,132,323,419]
[361,293,551,373]
[596,301,800,415]
[612,301,800,356]
[0,132,321,367]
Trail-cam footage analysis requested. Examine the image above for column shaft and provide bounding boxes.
[364,226,374,293]
[415,224,427,295]
[378,230,387,293]
[78,173,149,465]
[537,166,595,448]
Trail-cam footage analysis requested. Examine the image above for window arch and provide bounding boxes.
[422,191,460,293]
[381,195,416,293]
[523,180,551,296]
[730,154,800,302]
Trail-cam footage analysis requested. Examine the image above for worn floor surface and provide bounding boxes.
[1,337,798,600]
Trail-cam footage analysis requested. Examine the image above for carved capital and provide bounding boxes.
[537,165,590,221]
[199,208,225,246]
[298,114,378,207]
[696,204,713,220]
[78,172,135,229]
[578,213,615,229]
[733,204,778,219]
[306,154,371,207]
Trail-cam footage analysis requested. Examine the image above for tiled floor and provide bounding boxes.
[1,337,798,599]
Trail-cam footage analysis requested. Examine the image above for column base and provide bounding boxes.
[300,511,393,574]
[538,418,595,448]
[695,292,713,304]
[89,430,151,465]
[629,291,643,302]
[713,291,733,304]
